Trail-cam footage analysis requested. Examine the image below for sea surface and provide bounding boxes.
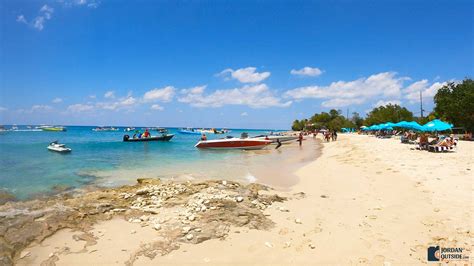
[0,126,319,201]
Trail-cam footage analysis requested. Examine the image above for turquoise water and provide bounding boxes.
[0,126,285,200]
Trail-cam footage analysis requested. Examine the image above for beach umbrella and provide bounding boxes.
[406,121,426,131]
[393,121,409,128]
[393,121,424,131]
[378,123,394,130]
[422,119,453,132]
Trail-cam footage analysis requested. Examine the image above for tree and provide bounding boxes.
[291,119,304,131]
[299,110,355,131]
[364,104,414,125]
[351,112,364,128]
[434,79,474,132]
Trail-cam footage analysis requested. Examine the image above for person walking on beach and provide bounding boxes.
[332,130,338,141]
[298,132,303,146]
[275,139,282,149]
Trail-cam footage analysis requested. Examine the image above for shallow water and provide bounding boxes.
[0,126,319,200]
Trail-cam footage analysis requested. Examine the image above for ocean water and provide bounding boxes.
[0,126,308,200]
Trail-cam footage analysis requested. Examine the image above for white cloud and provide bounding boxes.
[31,105,53,112]
[31,5,54,31]
[16,15,27,24]
[40,5,54,15]
[180,85,206,95]
[373,99,401,108]
[218,67,271,83]
[178,83,292,108]
[52,97,63,103]
[59,0,100,8]
[240,112,248,116]
[0,107,7,112]
[19,2,98,31]
[97,96,137,110]
[403,80,447,103]
[321,98,365,108]
[284,72,407,108]
[89,95,96,99]
[104,91,115,99]
[151,104,164,111]
[67,103,94,112]
[290,67,323,77]
[143,86,175,102]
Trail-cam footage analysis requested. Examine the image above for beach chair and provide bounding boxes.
[428,139,458,152]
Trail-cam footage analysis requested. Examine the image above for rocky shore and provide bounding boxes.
[0,178,288,265]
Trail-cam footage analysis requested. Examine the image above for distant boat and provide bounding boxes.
[195,138,272,150]
[146,127,168,133]
[179,128,202,135]
[124,127,136,132]
[93,127,119,132]
[47,141,72,153]
[40,126,67,132]
[123,134,174,142]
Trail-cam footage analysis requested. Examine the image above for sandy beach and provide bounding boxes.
[4,134,473,265]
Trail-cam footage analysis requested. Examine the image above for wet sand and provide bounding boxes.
[87,138,320,191]
[2,135,473,265]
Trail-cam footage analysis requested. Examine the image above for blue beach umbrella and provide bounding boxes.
[393,121,425,131]
[393,121,409,128]
[422,119,453,132]
[406,121,426,131]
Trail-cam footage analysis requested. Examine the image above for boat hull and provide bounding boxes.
[123,134,174,142]
[47,146,71,153]
[253,135,299,144]
[42,127,66,132]
[195,139,271,150]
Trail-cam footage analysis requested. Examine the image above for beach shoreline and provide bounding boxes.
[2,134,472,265]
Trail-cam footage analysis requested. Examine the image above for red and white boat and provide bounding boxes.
[195,138,272,150]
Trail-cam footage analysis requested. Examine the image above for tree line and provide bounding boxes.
[291,78,473,132]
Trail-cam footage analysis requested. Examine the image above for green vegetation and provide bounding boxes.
[290,78,473,132]
[292,109,355,131]
[364,104,414,125]
[433,79,474,132]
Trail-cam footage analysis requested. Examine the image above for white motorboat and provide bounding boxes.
[252,135,299,144]
[47,141,72,153]
[195,137,272,150]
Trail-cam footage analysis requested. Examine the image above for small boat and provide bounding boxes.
[93,127,119,132]
[47,141,72,153]
[123,134,174,142]
[146,127,168,133]
[252,135,299,144]
[41,126,67,132]
[179,128,202,135]
[124,127,136,132]
[195,138,272,150]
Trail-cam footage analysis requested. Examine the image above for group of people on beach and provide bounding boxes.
[309,130,337,142]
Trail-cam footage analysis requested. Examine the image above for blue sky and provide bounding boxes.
[0,0,472,129]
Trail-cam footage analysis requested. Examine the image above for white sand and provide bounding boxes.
[18,134,473,265]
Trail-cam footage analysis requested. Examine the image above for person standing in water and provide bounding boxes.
[298,132,303,146]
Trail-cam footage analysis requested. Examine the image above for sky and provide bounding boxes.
[0,0,472,129]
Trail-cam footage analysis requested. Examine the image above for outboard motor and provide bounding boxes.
[123,135,130,141]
